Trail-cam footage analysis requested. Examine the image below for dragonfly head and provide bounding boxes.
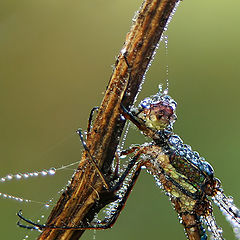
[132,88,177,131]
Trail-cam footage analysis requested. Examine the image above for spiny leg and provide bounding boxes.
[77,128,141,190]
[122,50,131,70]
[110,151,142,193]
[76,128,110,190]
[112,145,140,180]
[17,151,145,230]
[97,160,144,229]
[87,107,99,135]
[77,105,139,189]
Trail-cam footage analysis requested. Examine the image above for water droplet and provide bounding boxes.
[204,214,223,240]
[120,47,127,56]
[15,174,22,179]
[168,135,183,146]
[213,190,240,236]
[48,168,56,175]
[6,174,13,180]
[41,170,47,176]
[120,115,126,121]
[163,89,168,95]
[199,161,214,176]
[23,173,29,178]
[193,151,200,159]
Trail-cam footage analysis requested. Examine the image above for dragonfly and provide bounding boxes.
[17,87,240,240]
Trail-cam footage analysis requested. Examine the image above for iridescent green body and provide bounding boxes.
[170,154,206,190]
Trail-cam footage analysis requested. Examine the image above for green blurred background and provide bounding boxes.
[1,0,240,239]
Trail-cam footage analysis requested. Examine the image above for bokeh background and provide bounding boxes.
[1,0,240,239]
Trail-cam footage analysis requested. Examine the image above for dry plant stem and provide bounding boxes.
[37,0,179,239]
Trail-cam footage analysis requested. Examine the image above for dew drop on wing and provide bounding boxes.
[234,227,240,239]
[190,156,200,165]
[183,144,192,152]
[168,135,183,147]
[179,151,185,157]
[199,161,214,176]
[204,214,223,240]
[193,151,200,159]
[212,190,240,239]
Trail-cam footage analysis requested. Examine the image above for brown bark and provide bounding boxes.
[37,0,179,239]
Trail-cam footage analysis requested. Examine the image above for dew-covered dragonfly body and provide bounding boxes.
[142,144,210,240]
[135,139,218,240]
[121,88,240,239]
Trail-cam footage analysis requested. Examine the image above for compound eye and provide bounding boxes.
[165,107,174,117]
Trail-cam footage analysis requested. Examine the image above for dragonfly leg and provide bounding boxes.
[112,145,141,180]
[120,104,143,130]
[78,108,140,189]
[76,128,110,190]
[17,151,145,230]
[87,106,99,135]
[98,160,144,228]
